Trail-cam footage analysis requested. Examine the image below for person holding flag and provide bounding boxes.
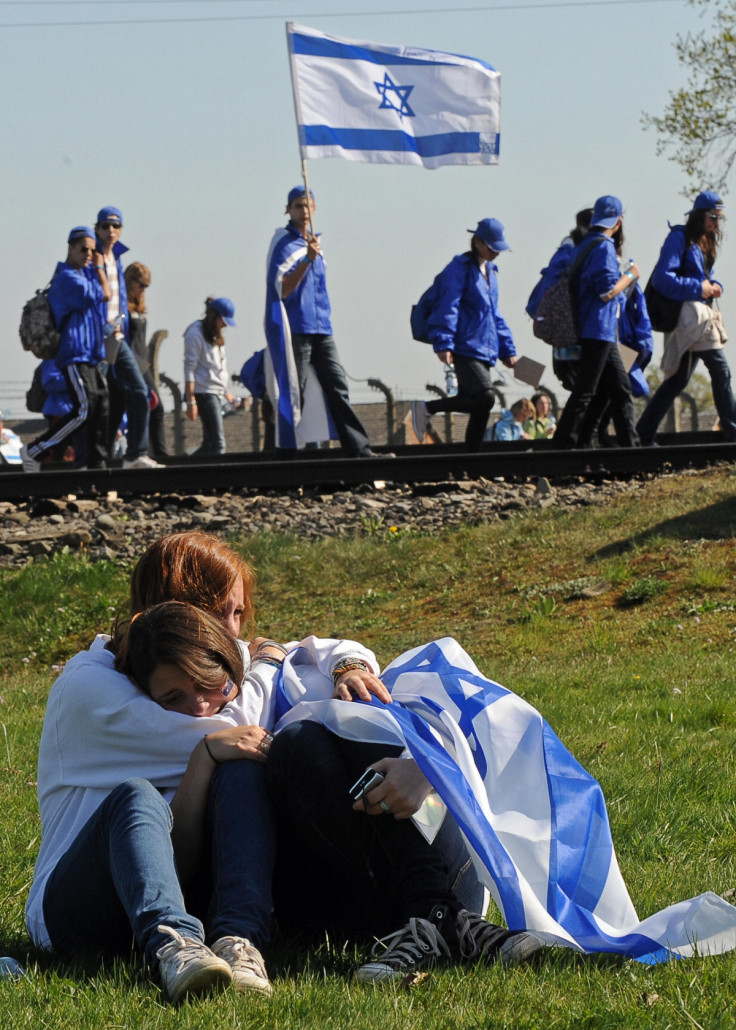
[263,186,375,456]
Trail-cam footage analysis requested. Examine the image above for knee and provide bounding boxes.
[470,389,496,414]
[266,721,333,789]
[108,778,171,821]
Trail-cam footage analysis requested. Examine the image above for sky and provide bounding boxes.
[1,0,727,419]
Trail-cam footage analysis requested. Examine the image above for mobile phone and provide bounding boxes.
[348,768,385,801]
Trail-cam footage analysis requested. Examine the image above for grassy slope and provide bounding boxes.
[2,466,736,1027]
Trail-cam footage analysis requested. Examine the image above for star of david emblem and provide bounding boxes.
[374,72,415,120]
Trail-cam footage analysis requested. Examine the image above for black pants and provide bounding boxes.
[555,340,639,449]
[27,362,109,468]
[426,355,497,450]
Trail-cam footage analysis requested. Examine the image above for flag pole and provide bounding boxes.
[286,22,316,239]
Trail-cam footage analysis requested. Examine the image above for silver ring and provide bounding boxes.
[379,800,391,813]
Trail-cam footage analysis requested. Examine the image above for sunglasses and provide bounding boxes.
[78,245,96,253]
[99,221,122,230]
[706,212,725,221]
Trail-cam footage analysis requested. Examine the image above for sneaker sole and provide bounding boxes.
[498,932,546,967]
[230,971,273,996]
[356,962,407,984]
[167,960,233,1004]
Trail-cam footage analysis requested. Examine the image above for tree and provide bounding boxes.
[646,0,736,193]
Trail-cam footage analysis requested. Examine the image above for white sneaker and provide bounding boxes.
[20,444,41,474]
[123,454,164,470]
[410,401,429,442]
[155,924,232,1004]
[211,935,272,996]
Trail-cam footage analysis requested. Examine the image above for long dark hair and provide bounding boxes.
[201,297,225,346]
[570,208,593,247]
[685,209,721,268]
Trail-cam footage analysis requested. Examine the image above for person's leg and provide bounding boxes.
[112,339,150,460]
[554,340,611,449]
[452,357,497,450]
[86,363,111,468]
[148,400,168,459]
[24,364,89,463]
[106,367,127,459]
[699,349,736,441]
[636,351,695,445]
[308,336,373,456]
[194,394,226,455]
[601,348,640,447]
[43,779,206,964]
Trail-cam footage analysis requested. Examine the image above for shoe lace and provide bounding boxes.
[156,924,212,974]
[455,910,510,961]
[215,937,267,978]
[370,917,451,969]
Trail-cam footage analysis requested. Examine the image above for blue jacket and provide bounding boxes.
[651,224,722,301]
[270,222,332,335]
[40,358,73,418]
[572,232,620,343]
[96,238,130,338]
[48,263,106,367]
[428,252,515,364]
[487,409,522,441]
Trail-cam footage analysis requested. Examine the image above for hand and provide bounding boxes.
[306,235,322,262]
[502,355,517,368]
[185,401,197,422]
[202,725,274,765]
[333,668,392,704]
[352,757,432,820]
[703,280,723,299]
[437,350,454,366]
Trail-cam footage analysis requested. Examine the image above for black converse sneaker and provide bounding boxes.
[455,909,546,966]
[356,904,454,984]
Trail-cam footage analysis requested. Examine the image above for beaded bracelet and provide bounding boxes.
[255,654,284,669]
[203,735,220,764]
[256,639,287,656]
[332,658,370,686]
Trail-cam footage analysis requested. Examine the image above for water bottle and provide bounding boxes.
[0,957,26,981]
[444,366,458,397]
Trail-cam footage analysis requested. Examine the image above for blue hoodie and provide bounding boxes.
[651,224,723,301]
[428,252,515,364]
[47,263,106,367]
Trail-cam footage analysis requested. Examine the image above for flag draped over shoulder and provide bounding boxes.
[274,637,736,962]
[287,22,501,169]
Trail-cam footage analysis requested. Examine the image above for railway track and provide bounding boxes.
[1,433,734,504]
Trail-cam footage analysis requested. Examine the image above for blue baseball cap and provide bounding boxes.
[209,297,236,326]
[68,225,96,243]
[96,205,123,225]
[687,190,723,214]
[287,185,315,206]
[591,195,623,229]
[468,218,510,251]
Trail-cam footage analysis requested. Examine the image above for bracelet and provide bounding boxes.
[187,401,196,407]
[203,735,219,764]
[255,654,284,669]
[332,658,370,685]
[256,639,288,655]
[626,271,634,280]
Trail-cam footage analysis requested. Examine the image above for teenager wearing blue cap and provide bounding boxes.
[554,196,641,449]
[411,218,517,450]
[20,227,112,473]
[183,297,240,455]
[637,191,736,444]
[263,187,375,456]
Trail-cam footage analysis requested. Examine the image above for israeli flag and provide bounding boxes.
[275,637,736,962]
[287,22,501,169]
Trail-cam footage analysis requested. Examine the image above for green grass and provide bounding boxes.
[3,466,736,1027]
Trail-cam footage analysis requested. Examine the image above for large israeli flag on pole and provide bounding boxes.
[287,22,501,169]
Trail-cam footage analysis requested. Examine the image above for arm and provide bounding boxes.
[281,235,321,299]
[651,229,712,301]
[428,258,466,353]
[600,262,640,303]
[183,325,201,420]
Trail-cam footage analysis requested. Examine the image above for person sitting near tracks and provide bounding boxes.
[183,297,239,456]
[637,190,736,446]
[485,397,535,442]
[523,392,557,439]
[20,227,111,473]
[411,218,517,451]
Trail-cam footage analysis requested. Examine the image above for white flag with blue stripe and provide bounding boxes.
[287,22,501,169]
[274,637,736,961]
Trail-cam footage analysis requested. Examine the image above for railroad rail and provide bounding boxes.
[1,432,733,504]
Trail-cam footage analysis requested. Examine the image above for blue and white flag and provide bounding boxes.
[287,22,501,169]
[275,637,736,961]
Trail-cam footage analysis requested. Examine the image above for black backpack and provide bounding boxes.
[532,236,605,347]
[19,284,60,360]
[25,364,47,413]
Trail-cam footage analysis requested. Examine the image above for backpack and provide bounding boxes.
[19,286,60,360]
[532,236,605,347]
[410,259,474,344]
[643,226,686,334]
[25,363,47,413]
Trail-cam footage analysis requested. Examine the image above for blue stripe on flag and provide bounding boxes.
[302,125,499,158]
[291,28,496,71]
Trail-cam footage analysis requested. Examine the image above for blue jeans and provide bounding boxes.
[637,348,736,444]
[194,393,226,455]
[111,339,150,460]
[43,779,203,967]
[200,761,275,950]
[265,722,484,942]
[291,334,372,456]
[425,355,497,450]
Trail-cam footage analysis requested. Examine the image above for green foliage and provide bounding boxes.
[645,0,736,192]
[3,467,736,1025]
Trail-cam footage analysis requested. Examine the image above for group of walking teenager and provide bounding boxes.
[412,190,735,450]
